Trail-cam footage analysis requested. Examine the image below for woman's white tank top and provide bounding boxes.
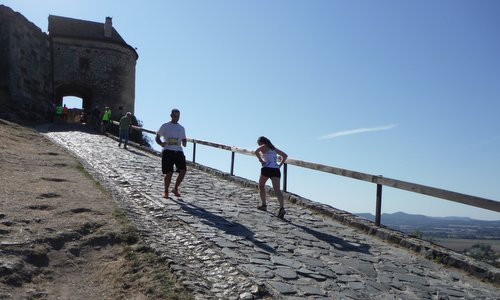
[262,150,279,168]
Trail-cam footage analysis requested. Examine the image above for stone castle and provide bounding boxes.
[0,5,138,121]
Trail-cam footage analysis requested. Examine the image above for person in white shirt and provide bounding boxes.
[155,108,187,198]
[254,136,288,218]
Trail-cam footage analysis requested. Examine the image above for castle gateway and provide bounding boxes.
[0,5,138,120]
[49,15,138,117]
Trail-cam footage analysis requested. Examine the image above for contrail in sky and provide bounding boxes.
[318,124,397,140]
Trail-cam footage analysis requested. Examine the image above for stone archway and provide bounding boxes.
[55,84,93,112]
[55,84,94,123]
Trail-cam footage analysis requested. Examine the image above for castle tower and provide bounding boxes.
[48,15,138,118]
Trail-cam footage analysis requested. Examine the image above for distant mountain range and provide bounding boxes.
[355,212,500,239]
[356,211,499,225]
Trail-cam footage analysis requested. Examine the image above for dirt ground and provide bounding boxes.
[0,119,192,299]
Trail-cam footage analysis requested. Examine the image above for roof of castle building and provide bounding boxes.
[48,15,127,45]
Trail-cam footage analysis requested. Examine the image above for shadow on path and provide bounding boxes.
[125,148,149,157]
[289,221,371,254]
[43,123,102,135]
[172,199,277,254]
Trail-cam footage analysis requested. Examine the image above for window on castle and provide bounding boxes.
[79,58,90,74]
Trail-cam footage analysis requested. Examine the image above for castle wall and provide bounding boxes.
[0,5,53,121]
[52,37,136,118]
[0,9,10,102]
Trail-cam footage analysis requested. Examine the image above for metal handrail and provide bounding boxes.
[113,121,500,226]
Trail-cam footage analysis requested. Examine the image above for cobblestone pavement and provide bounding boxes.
[44,127,499,300]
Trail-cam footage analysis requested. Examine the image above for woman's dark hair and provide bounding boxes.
[257,136,276,150]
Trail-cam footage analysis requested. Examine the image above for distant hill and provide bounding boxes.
[356,212,500,239]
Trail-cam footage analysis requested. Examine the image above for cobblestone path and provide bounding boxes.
[44,128,499,300]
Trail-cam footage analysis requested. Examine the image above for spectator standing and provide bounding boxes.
[48,101,56,122]
[118,112,132,149]
[55,104,62,123]
[101,107,112,133]
[91,106,101,130]
[62,104,69,123]
[155,108,187,198]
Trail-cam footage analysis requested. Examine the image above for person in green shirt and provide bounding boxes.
[55,104,62,123]
[101,107,111,133]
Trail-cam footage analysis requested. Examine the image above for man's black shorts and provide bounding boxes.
[261,167,281,178]
[162,150,186,174]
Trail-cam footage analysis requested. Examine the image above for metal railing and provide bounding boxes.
[114,121,500,226]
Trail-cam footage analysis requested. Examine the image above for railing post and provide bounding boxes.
[192,141,196,164]
[230,151,235,175]
[283,163,288,192]
[375,182,383,226]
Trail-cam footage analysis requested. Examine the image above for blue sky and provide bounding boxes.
[5,0,499,220]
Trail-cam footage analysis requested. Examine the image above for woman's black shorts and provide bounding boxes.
[162,150,186,174]
[261,167,281,178]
